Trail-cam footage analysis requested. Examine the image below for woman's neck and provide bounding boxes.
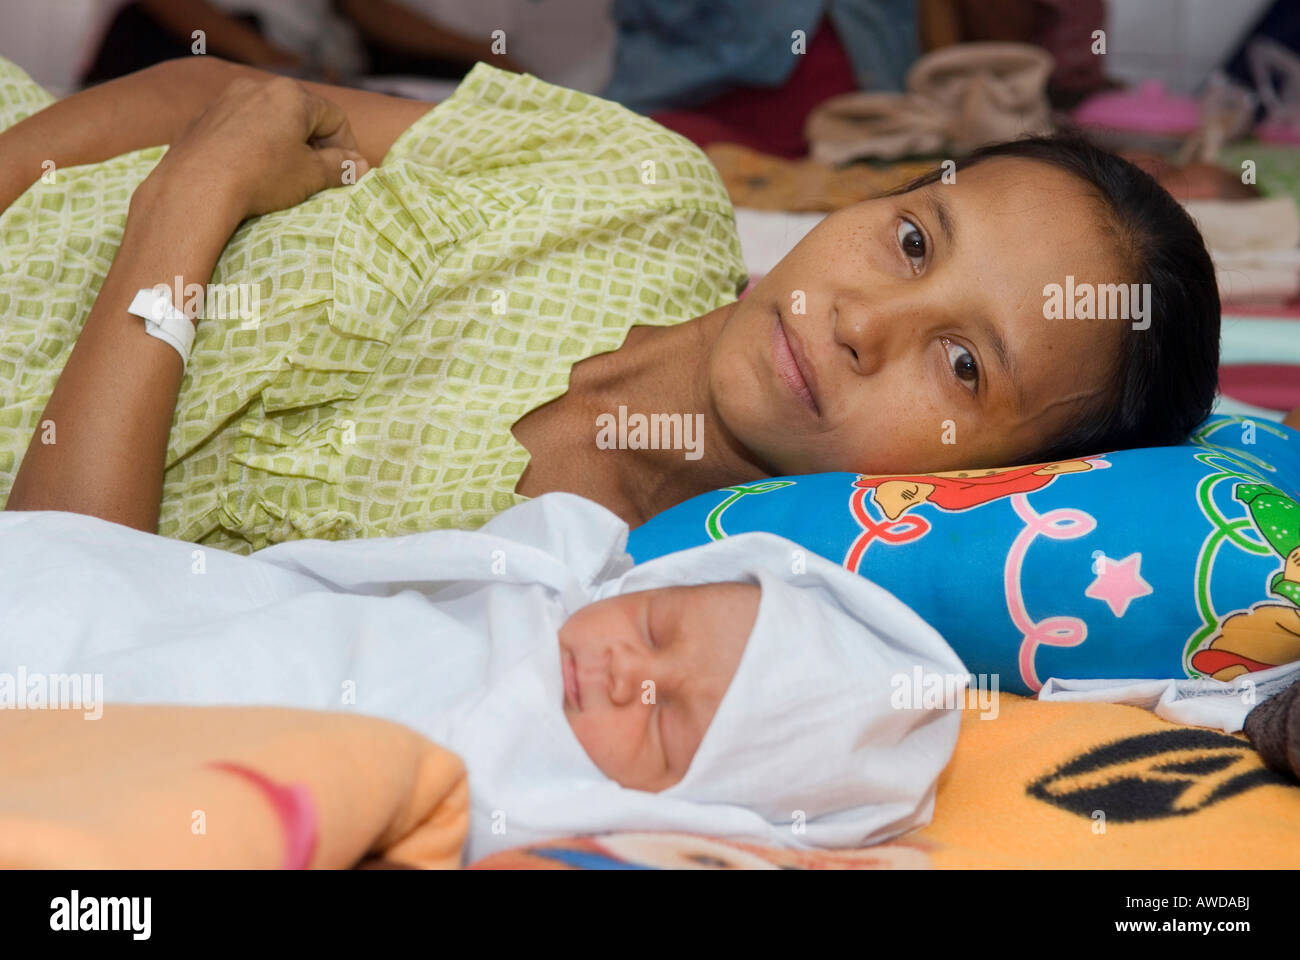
[581,302,770,524]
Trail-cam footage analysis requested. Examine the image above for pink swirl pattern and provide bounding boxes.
[1006,494,1097,691]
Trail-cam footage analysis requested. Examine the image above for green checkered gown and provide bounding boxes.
[0,60,747,552]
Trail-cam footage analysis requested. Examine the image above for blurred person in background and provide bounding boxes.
[79,0,529,85]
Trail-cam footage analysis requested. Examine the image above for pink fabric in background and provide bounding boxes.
[1218,364,1300,413]
[1222,301,1300,318]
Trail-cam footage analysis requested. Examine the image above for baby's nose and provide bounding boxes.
[607,645,656,706]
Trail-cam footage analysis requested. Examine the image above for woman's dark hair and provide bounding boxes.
[889,132,1221,462]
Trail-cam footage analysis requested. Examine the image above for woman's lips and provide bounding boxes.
[772,312,820,415]
[563,649,582,710]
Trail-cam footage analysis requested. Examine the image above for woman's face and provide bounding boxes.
[560,582,760,793]
[708,158,1131,476]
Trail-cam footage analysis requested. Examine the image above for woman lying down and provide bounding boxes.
[0,52,1224,551]
[0,494,965,868]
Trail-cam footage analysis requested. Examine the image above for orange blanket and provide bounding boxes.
[705,142,933,211]
[474,695,1300,869]
[0,705,468,869]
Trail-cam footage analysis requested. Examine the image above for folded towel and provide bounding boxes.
[1183,196,1300,252]
[805,43,1054,163]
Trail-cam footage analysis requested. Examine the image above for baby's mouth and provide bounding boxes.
[563,649,583,710]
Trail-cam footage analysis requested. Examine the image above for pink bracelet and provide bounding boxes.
[208,762,319,870]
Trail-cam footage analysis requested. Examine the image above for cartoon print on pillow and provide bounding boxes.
[1191,483,1300,681]
[854,458,1102,521]
[843,457,1109,608]
[628,413,1300,693]
[1234,483,1300,607]
[1192,603,1300,681]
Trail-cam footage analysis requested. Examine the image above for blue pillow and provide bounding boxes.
[628,416,1300,695]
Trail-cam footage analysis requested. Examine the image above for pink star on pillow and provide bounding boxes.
[1085,552,1154,618]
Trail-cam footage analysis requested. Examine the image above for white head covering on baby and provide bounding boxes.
[0,493,966,862]
[450,501,968,859]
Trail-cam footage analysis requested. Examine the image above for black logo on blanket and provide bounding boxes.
[1028,729,1292,822]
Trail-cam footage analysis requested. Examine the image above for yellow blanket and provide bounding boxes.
[473,695,1300,869]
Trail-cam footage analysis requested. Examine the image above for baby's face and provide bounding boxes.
[559,582,760,792]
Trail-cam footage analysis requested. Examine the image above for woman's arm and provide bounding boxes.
[0,56,433,212]
[4,175,239,530]
[4,77,371,531]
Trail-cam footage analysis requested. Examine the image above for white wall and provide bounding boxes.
[1103,0,1273,94]
[0,0,112,94]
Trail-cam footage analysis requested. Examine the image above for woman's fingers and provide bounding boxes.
[298,87,370,191]
[156,74,372,219]
[311,147,371,191]
[303,89,359,152]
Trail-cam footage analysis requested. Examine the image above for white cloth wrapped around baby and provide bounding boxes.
[0,493,967,863]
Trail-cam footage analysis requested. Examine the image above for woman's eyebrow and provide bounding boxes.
[975,313,1026,412]
[921,190,1025,410]
[925,191,956,249]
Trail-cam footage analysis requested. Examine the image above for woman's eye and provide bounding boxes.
[942,337,979,392]
[896,219,926,270]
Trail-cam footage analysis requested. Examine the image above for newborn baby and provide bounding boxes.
[0,493,965,861]
[560,582,759,792]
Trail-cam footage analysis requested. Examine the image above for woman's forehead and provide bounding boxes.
[930,164,1128,311]
[928,160,1108,244]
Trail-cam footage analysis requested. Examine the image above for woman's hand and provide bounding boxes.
[147,75,372,221]
[4,64,434,531]
[5,76,375,531]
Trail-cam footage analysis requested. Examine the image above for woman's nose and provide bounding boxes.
[833,299,894,376]
[834,293,937,377]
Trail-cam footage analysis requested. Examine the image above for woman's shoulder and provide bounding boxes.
[385,64,735,217]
